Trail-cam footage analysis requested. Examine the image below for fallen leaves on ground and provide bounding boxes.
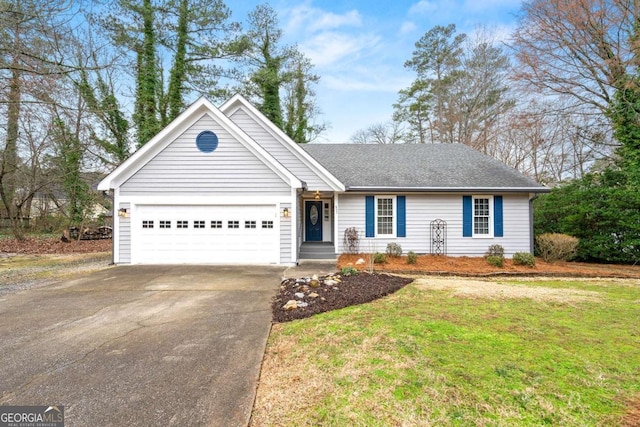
[0,237,111,254]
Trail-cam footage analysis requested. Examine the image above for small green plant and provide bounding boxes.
[386,243,402,257]
[407,251,418,265]
[340,266,359,276]
[485,244,505,258]
[513,252,536,267]
[486,255,504,267]
[374,252,387,264]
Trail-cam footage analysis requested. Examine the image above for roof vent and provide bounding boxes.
[196,130,219,153]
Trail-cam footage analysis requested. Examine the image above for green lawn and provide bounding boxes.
[252,277,640,426]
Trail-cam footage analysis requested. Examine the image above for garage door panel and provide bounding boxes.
[135,205,278,264]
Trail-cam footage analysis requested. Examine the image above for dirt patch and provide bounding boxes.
[0,237,111,254]
[623,394,640,427]
[338,254,640,278]
[412,277,601,302]
[0,252,112,296]
[272,272,413,323]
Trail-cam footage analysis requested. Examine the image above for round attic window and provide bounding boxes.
[196,130,218,153]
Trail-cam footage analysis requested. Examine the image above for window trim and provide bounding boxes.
[374,195,396,238]
[472,195,493,238]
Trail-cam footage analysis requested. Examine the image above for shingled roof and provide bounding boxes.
[302,143,548,192]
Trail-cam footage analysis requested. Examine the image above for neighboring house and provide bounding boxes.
[98,95,549,265]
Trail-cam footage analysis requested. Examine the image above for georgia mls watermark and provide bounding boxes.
[0,406,64,427]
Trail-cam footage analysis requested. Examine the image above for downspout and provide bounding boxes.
[529,193,540,254]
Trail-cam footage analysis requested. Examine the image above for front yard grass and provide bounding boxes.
[252,277,640,426]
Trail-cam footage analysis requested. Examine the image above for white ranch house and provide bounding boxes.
[98,95,549,265]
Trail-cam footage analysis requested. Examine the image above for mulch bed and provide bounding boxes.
[272,272,413,323]
[338,254,640,279]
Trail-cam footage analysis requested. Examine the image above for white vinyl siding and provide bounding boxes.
[336,193,531,257]
[120,114,290,196]
[229,108,333,191]
[280,202,292,264]
[118,202,131,263]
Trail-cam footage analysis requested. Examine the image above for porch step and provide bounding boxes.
[299,242,337,260]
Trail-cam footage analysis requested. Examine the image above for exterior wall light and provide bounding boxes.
[118,208,129,218]
[283,208,290,217]
[314,190,321,200]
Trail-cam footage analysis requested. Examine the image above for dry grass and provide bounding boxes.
[412,277,601,303]
[0,252,111,293]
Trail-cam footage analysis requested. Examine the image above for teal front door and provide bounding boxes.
[305,201,323,241]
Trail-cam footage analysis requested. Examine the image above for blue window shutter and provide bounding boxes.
[397,196,406,237]
[462,196,472,237]
[494,196,503,237]
[365,196,375,237]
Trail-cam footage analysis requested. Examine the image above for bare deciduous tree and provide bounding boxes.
[349,122,405,144]
[0,0,79,238]
[511,0,636,112]
[493,99,614,184]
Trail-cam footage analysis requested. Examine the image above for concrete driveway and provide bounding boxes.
[0,265,282,427]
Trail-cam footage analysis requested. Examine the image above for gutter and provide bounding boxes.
[345,186,551,193]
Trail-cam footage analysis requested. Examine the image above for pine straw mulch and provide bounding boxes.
[337,254,640,279]
[0,237,112,254]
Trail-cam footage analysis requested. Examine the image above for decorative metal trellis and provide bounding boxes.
[430,219,447,255]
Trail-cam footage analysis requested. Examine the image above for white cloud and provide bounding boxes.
[286,2,362,35]
[322,66,412,93]
[310,10,362,33]
[408,0,439,14]
[399,21,417,35]
[301,32,381,68]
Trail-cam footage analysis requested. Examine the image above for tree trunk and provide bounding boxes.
[1,49,24,240]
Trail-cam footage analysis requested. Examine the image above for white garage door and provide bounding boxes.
[134,205,278,264]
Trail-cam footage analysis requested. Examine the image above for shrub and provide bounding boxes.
[534,170,640,264]
[513,252,536,267]
[486,255,504,267]
[407,251,418,265]
[373,252,387,264]
[340,266,359,276]
[386,243,402,257]
[536,233,579,262]
[343,227,360,254]
[485,244,505,258]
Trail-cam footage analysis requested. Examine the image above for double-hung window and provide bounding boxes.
[376,196,395,237]
[473,196,491,237]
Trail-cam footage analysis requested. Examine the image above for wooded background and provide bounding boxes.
[1,0,638,262]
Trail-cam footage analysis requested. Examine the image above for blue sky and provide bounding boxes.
[231,0,523,143]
